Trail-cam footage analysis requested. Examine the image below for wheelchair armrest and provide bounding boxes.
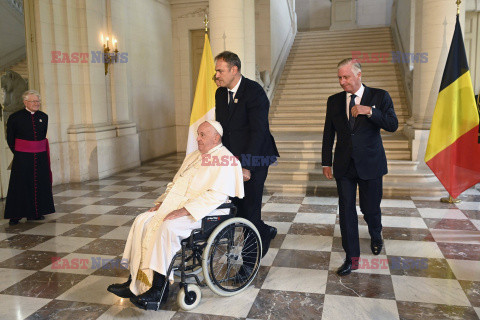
[216,202,235,210]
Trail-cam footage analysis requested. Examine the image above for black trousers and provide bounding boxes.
[232,166,269,245]
[335,160,383,259]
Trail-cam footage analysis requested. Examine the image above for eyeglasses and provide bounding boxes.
[26,100,41,103]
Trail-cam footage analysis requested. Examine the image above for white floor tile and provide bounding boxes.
[392,275,470,306]
[0,269,36,291]
[30,236,95,252]
[281,234,333,251]
[302,197,338,205]
[381,199,416,208]
[73,205,117,215]
[184,286,257,317]
[456,201,480,211]
[100,226,131,240]
[293,212,336,224]
[123,199,155,207]
[430,229,480,244]
[417,208,467,219]
[322,295,399,320]
[21,223,78,236]
[262,203,300,213]
[262,267,328,294]
[0,294,51,320]
[381,216,428,229]
[62,197,103,205]
[85,215,134,227]
[109,192,148,199]
[56,275,125,305]
[447,259,480,281]
[384,240,444,258]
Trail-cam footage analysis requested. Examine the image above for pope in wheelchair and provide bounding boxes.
[107,120,262,310]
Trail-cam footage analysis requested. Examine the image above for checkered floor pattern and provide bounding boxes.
[1,153,480,320]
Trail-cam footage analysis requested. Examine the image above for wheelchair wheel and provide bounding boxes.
[177,284,202,311]
[202,217,262,297]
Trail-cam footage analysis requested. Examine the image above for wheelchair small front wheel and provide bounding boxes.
[177,284,202,311]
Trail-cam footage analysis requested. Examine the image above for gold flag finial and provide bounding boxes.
[456,0,461,15]
[204,13,209,33]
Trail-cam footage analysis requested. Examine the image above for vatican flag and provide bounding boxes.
[186,34,217,154]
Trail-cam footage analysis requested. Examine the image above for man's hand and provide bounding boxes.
[242,168,251,182]
[148,203,161,212]
[163,208,190,221]
[351,105,372,117]
[323,167,333,180]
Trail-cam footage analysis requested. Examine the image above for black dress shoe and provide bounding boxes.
[130,283,169,310]
[130,272,169,310]
[9,219,20,226]
[107,276,134,298]
[336,259,358,276]
[261,226,277,258]
[371,239,383,255]
[107,283,134,298]
[27,215,45,221]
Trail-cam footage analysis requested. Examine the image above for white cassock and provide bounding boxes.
[122,144,244,295]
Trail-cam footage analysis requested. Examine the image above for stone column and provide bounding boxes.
[209,0,256,79]
[406,0,464,164]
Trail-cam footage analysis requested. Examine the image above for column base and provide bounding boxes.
[64,122,140,182]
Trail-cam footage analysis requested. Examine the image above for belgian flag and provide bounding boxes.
[425,15,480,198]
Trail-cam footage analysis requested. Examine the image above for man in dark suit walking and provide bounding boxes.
[322,58,398,276]
[214,51,279,259]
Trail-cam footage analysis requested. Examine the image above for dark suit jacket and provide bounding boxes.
[321,85,398,180]
[215,76,279,172]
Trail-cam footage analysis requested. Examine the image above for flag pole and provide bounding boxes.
[439,0,463,204]
[204,13,209,33]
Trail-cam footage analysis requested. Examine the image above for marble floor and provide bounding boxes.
[1,153,480,320]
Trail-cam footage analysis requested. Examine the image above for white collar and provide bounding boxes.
[348,84,364,99]
[229,76,242,94]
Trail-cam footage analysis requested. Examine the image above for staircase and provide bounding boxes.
[266,27,443,196]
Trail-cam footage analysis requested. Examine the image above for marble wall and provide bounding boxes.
[296,0,331,31]
[357,0,394,27]
[25,0,175,184]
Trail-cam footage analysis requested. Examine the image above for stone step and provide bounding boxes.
[269,116,408,126]
[277,79,403,88]
[270,110,409,118]
[263,179,445,197]
[276,149,410,160]
[296,28,391,38]
[275,159,417,170]
[275,87,406,95]
[273,101,407,108]
[270,124,405,132]
[267,168,436,183]
[274,93,406,101]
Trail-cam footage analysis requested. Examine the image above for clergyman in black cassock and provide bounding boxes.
[4,90,55,225]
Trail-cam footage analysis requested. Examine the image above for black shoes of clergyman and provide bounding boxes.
[27,215,45,221]
[107,277,134,298]
[9,219,20,226]
[261,226,278,258]
[371,239,383,255]
[336,258,359,276]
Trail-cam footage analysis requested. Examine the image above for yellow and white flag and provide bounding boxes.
[186,34,216,154]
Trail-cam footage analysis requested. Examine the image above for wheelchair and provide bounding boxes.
[153,202,262,311]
